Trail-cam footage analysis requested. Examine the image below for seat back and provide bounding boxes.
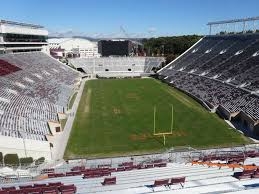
[19,185,33,189]
[154,163,167,167]
[154,179,169,186]
[48,182,63,187]
[145,164,154,168]
[2,187,16,191]
[103,177,116,185]
[34,183,47,188]
[0,190,9,194]
[242,169,255,176]
[41,186,58,194]
[9,190,26,194]
[24,188,41,194]
[171,176,186,184]
[60,184,76,193]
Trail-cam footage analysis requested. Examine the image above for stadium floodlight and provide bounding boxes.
[153,105,174,146]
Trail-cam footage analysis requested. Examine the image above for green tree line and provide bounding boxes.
[143,35,202,65]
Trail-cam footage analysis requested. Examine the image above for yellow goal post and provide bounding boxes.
[153,105,174,146]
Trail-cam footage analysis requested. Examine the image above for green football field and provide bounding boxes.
[64,78,249,159]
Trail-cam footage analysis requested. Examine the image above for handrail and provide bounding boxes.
[192,161,258,170]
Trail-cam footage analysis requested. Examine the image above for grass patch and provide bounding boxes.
[69,92,78,109]
[60,119,67,129]
[65,78,250,159]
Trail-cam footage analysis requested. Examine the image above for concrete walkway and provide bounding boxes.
[52,78,87,161]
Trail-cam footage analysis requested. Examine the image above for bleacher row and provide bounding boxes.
[2,155,259,194]
[159,34,259,121]
[0,182,76,194]
[69,57,164,76]
[0,59,22,76]
[0,52,79,141]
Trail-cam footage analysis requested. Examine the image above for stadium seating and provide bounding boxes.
[69,57,164,77]
[0,182,76,194]
[0,52,79,141]
[3,158,259,193]
[159,34,259,128]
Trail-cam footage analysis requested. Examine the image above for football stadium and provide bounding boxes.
[1,0,259,193]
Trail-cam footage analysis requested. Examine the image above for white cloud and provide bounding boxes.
[147,27,157,33]
[48,26,171,39]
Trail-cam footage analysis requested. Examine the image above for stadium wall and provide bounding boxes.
[237,111,257,131]
[217,105,258,132]
[0,135,51,160]
[217,105,233,120]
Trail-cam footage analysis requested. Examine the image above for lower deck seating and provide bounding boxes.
[4,160,259,193]
[0,182,76,194]
[159,34,259,124]
[0,52,79,141]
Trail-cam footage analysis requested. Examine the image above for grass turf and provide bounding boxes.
[64,78,249,159]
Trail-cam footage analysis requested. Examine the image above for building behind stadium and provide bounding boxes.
[98,39,144,57]
[48,38,100,59]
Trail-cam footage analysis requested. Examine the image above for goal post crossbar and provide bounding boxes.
[153,132,173,136]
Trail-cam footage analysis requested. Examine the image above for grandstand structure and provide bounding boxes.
[0,20,49,54]
[0,51,80,159]
[69,57,164,78]
[1,145,259,193]
[158,33,259,135]
[0,20,81,160]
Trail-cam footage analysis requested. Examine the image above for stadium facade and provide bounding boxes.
[0,20,49,54]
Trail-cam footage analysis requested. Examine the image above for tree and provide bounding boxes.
[166,54,177,64]
[4,154,19,166]
[143,35,202,61]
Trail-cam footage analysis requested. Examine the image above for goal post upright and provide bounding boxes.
[153,104,174,146]
[171,104,173,134]
[153,105,156,135]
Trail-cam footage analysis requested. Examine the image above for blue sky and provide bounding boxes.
[1,0,259,38]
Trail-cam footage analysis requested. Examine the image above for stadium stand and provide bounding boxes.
[0,182,76,194]
[0,52,79,142]
[158,33,259,134]
[0,145,258,193]
[69,57,164,77]
[2,158,259,193]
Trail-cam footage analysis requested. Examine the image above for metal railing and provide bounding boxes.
[1,144,259,184]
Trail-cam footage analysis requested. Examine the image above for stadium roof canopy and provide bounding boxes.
[0,19,44,29]
[207,16,259,25]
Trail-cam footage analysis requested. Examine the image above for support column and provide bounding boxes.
[243,21,246,33]
[209,24,212,35]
